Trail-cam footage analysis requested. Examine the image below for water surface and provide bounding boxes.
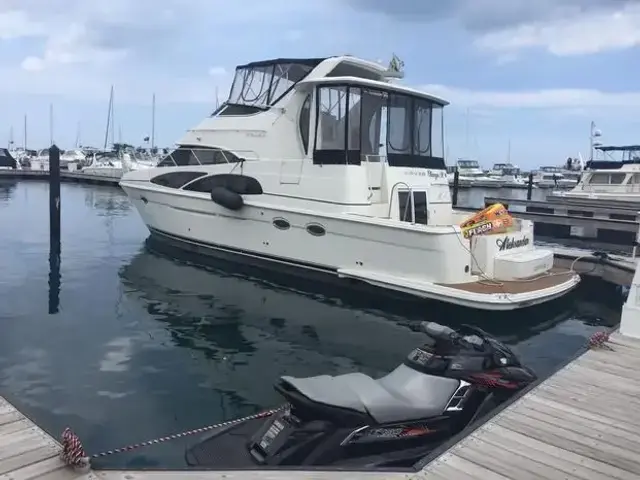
[0,180,623,468]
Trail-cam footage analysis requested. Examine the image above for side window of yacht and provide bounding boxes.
[589,173,610,184]
[298,94,311,155]
[347,87,362,164]
[151,172,208,188]
[313,86,349,165]
[413,99,432,156]
[413,192,428,225]
[610,173,626,184]
[361,88,387,161]
[387,94,411,157]
[431,105,444,158]
[157,147,241,167]
[398,191,411,221]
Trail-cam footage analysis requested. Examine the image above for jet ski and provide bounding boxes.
[185,322,536,469]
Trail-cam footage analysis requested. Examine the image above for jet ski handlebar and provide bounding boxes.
[420,322,486,349]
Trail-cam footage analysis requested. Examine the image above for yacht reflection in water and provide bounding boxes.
[118,237,611,374]
[0,179,17,203]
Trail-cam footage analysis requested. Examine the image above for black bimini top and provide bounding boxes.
[236,58,328,69]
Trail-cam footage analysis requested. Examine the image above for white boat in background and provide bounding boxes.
[120,54,579,310]
[489,163,528,189]
[552,145,640,202]
[60,148,87,168]
[533,166,577,188]
[452,159,503,188]
[81,151,124,177]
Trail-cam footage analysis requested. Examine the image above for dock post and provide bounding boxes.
[48,145,61,314]
[527,172,533,200]
[452,168,459,207]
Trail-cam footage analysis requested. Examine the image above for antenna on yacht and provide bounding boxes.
[384,54,405,80]
[151,93,156,150]
[589,120,602,161]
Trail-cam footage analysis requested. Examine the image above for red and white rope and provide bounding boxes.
[60,405,287,468]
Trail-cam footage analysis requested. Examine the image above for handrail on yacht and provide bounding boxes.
[388,181,415,223]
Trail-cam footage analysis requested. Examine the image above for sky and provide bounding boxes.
[1,0,639,169]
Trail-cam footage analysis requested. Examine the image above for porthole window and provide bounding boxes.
[306,223,326,236]
[273,218,290,230]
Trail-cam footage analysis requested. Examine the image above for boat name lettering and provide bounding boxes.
[496,236,530,251]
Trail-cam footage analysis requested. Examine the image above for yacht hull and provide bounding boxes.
[122,185,580,311]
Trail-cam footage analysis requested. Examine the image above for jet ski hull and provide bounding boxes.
[185,408,462,469]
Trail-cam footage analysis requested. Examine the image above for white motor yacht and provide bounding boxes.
[452,159,503,188]
[489,163,528,189]
[533,166,577,189]
[119,55,579,310]
[552,145,640,201]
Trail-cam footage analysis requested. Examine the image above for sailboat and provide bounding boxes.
[488,140,528,189]
[81,86,125,178]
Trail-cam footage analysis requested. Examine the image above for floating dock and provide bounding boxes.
[484,195,640,248]
[418,331,640,479]
[0,169,120,186]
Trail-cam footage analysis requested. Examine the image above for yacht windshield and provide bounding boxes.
[226,58,324,109]
[458,160,479,168]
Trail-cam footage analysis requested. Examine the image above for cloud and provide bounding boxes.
[344,0,640,56]
[422,84,640,110]
[475,3,640,56]
[0,10,44,39]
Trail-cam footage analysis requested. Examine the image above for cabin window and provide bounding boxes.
[398,190,428,225]
[361,89,387,161]
[157,147,241,167]
[312,84,446,170]
[182,174,263,194]
[610,173,626,184]
[298,94,311,154]
[347,87,362,158]
[413,191,428,224]
[150,171,207,189]
[589,173,626,184]
[431,105,444,158]
[313,86,349,164]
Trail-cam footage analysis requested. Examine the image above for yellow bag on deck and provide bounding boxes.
[460,203,514,239]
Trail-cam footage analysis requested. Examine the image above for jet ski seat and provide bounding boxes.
[279,364,461,424]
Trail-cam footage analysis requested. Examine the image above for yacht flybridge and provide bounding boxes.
[119,55,579,310]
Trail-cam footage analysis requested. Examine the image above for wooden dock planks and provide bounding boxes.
[418,331,640,479]
[3,331,640,479]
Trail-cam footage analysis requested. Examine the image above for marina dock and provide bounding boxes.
[484,195,640,248]
[0,169,120,186]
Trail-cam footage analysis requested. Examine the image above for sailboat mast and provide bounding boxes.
[110,89,115,147]
[151,93,156,150]
[75,122,81,148]
[49,104,54,146]
[8,126,13,149]
[103,85,113,150]
[23,115,27,150]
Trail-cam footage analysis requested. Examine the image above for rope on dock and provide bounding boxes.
[589,331,613,350]
[59,404,287,468]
